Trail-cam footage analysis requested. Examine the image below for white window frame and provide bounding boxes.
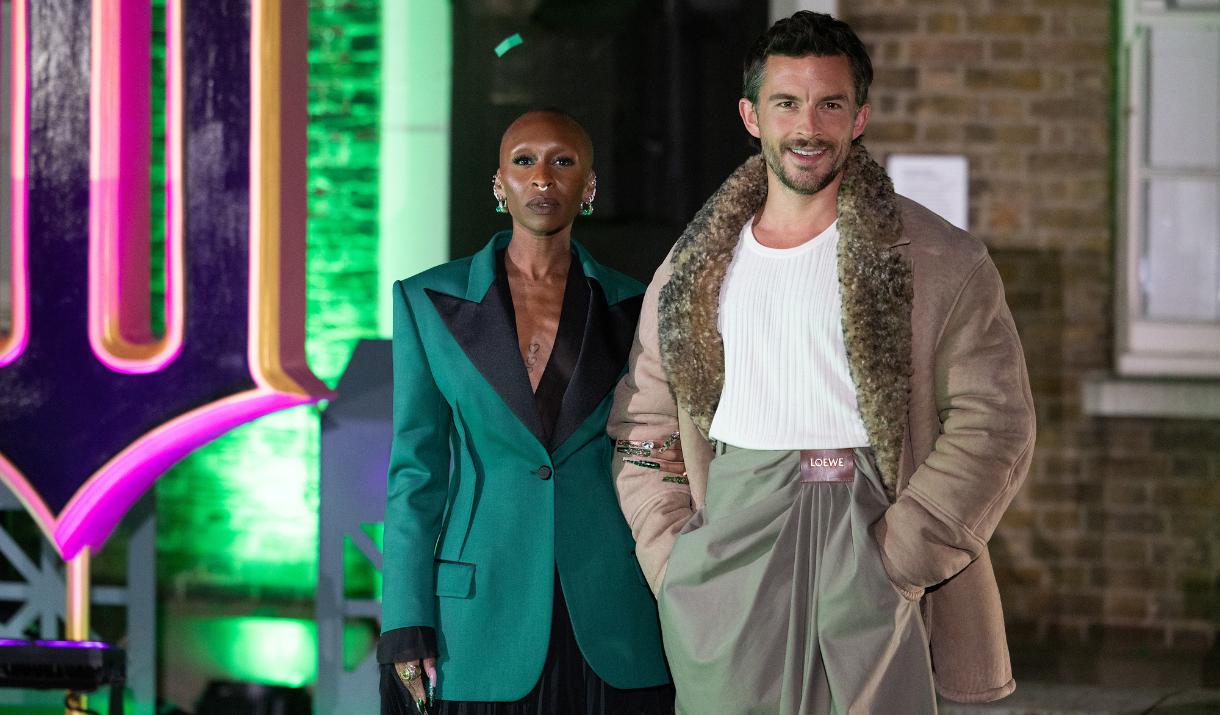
[1116,0,1220,377]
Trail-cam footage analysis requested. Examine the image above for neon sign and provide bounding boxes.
[0,0,330,560]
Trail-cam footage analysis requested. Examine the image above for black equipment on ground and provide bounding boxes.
[0,639,125,714]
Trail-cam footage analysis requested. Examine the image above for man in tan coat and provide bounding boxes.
[609,12,1034,715]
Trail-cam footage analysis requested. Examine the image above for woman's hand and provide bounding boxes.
[395,658,437,712]
[618,433,687,484]
[653,440,685,481]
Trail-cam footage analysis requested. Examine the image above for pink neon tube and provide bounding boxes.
[87,0,184,374]
[0,0,29,367]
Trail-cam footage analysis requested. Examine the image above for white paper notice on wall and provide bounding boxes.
[886,154,969,231]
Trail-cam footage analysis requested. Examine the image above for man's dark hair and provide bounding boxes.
[743,12,873,109]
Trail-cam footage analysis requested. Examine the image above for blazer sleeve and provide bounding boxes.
[608,255,695,593]
[877,256,1036,594]
[381,279,454,633]
[376,626,439,664]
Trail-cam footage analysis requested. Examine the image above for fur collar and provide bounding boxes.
[657,144,912,496]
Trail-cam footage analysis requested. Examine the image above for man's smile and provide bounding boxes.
[783,141,832,168]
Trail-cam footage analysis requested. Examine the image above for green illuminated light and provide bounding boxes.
[344,523,384,600]
[181,617,318,687]
[344,618,379,671]
[165,616,378,685]
[156,408,321,598]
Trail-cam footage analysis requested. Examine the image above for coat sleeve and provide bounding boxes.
[877,256,1036,594]
[376,626,438,664]
[381,279,454,633]
[608,256,695,593]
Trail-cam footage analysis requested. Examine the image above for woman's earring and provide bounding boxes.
[492,174,507,213]
[580,176,597,216]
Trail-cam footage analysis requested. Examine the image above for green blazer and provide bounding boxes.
[382,232,669,701]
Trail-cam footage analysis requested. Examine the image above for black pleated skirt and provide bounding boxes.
[380,575,674,715]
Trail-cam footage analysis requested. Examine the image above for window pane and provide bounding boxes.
[1149,26,1220,169]
[1144,178,1220,322]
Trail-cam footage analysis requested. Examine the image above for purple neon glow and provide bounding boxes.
[0,639,110,649]
[0,389,317,559]
[0,0,29,367]
[54,389,314,559]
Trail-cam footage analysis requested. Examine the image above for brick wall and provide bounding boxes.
[306,0,381,383]
[842,0,1220,685]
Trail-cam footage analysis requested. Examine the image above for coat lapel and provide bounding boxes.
[549,274,643,451]
[836,144,912,498]
[657,155,767,435]
[425,233,547,445]
[657,144,912,496]
[426,234,644,454]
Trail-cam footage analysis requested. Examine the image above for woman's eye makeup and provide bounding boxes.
[510,153,577,167]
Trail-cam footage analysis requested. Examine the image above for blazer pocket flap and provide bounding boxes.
[433,560,475,599]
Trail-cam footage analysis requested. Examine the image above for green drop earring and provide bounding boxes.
[492,174,507,213]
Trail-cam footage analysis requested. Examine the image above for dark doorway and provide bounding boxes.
[450,0,768,284]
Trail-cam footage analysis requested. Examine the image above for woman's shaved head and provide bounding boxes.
[494,108,598,237]
[500,109,594,167]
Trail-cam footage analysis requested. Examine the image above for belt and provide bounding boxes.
[800,448,855,483]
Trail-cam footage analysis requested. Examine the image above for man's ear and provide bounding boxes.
[852,103,871,141]
[739,98,761,139]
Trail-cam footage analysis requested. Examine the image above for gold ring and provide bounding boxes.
[400,663,421,682]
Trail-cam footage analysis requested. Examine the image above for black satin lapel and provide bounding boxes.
[549,283,644,451]
[533,254,588,446]
[425,282,546,444]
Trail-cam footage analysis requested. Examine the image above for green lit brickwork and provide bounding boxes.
[307,0,382,381]
[150,0,166,336]
[155,409,323,599]
[154,0,381,600]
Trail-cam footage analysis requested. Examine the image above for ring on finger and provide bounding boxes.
[400,663,421,682]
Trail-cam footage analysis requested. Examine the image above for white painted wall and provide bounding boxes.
[378,0,453,338]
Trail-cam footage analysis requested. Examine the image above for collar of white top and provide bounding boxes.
[742,215,839,258]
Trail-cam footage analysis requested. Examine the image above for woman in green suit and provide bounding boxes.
[378,109,677,715]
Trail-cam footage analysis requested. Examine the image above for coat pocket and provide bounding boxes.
[433,559,475,599]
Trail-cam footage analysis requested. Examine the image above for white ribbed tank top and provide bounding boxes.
[708,217,870,450]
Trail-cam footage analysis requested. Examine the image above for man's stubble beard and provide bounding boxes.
[760,133,851,196]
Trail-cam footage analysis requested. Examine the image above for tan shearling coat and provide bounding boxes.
[608,146,1035,703]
